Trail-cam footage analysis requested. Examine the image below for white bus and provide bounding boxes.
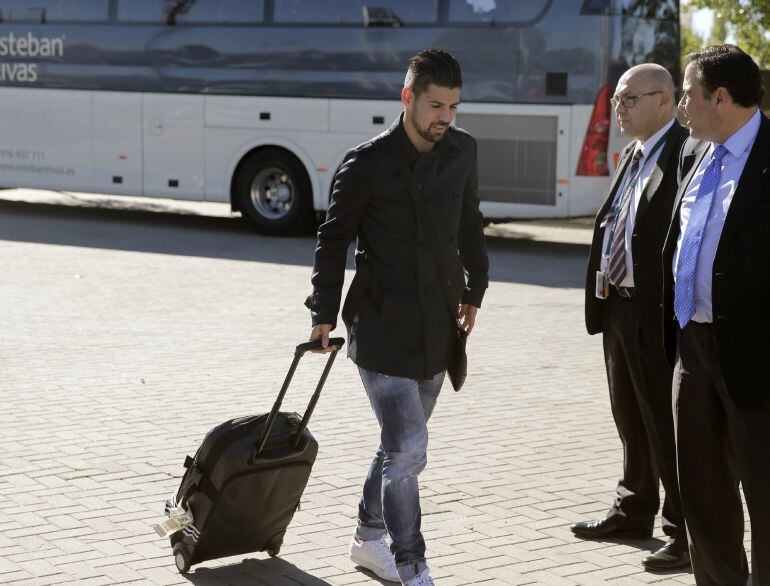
[0,0,680,234]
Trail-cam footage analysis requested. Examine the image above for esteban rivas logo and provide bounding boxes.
[0,31,65,82]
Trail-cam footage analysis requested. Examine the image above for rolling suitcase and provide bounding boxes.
[163,337,345,574]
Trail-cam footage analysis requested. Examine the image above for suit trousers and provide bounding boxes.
[674,321,770,585]
[601,290,684,539]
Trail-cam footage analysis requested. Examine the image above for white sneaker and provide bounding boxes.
[349,535,400,582]
[406,569,434,585]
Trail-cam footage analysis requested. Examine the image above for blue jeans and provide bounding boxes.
[355,367,444,582]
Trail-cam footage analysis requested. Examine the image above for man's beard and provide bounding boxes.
[411,109,448,143]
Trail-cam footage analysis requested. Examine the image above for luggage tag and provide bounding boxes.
[595,270,609,299]
[152,507,194,538]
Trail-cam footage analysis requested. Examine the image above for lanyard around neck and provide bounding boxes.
[602,132,668,258]
[612,132,668,214]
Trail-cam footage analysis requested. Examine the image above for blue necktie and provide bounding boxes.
[674,144,727,327]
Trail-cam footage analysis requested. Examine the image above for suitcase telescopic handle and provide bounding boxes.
[295,337,346,356]
[256,338,346,455]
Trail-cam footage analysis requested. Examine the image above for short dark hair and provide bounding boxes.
[686,44,764,107]
[404,48,462,97]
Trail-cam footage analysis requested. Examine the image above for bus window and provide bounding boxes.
[581,0,677,19]
[0,0,108,23]
[118,0,264,25]
[177,0,264,24]
[117,0,166,24]
[273,0,437,24]
[448,0,549,24]
[619,0,677,20]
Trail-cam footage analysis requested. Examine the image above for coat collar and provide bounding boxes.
[635,120,682,223]
[672,139,710,220]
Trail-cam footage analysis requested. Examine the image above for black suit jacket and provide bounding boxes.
[663,113,770,409]
[307,115,489,379]
[585,120,689,354]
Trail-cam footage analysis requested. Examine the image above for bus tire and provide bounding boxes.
[234,149,314,235]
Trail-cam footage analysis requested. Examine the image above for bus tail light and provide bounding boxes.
[576,83,611,176]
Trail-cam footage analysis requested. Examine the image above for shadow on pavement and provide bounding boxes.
[0,198,589,288]
[570,534,695,575]
[485,235,588,288]
[0,198,318,265]
[183,556,331,585]
[571,533,667,552]
[351,564,398,584]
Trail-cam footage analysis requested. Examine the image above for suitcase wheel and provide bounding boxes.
[268,545,280,557]
[173,543,191,574]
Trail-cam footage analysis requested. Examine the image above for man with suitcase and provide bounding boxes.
[305,48,489,585]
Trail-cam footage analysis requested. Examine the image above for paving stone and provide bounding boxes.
[0,191,752,585]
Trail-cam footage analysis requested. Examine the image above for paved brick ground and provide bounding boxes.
[0,190,751,585]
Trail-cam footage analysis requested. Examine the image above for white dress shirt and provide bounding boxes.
[600,118,675,286]
[673,109,761,323]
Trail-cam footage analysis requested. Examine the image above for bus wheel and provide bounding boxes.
[234,149,314,235]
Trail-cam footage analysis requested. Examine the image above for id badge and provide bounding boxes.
[595,270,609,299]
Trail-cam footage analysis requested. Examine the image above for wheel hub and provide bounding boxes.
[250,167,295,220]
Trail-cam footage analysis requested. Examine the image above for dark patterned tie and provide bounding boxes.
[608,148,643,285]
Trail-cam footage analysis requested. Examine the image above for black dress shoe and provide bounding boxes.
[570,516,653,539]
[642,540,691,571]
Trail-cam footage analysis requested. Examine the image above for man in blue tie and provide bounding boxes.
[662,44,770,585]
[575,64,690,571]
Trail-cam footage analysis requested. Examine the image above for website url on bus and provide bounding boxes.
[0,162,74,175]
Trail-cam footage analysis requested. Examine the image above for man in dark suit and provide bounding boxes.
[305,49,488,585]
[572,63,690,570]
[663,44,770,585]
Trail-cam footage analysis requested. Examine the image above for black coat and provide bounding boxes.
[663,114,770,409]
[307,115,489,379]
[585,120,689,354]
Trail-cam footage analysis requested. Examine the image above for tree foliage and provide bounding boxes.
[707,9,728,45]
[680,3,705,71]
[691,0,770,68]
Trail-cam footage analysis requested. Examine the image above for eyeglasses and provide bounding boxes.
[610,91,663,108]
